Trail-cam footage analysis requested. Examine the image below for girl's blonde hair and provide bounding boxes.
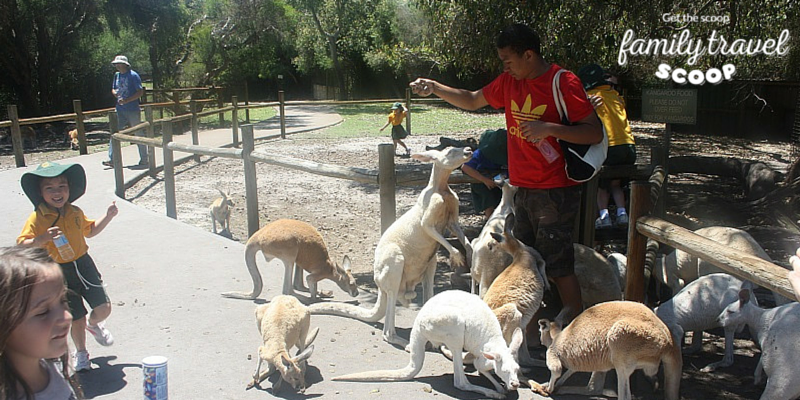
[0,246,82,399]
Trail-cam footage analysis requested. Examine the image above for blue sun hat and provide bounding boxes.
[21,161,87,208]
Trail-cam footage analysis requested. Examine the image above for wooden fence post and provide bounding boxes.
[624,181,654,302]
[217,88,225,127]
[73,100,88,155]
[232,96,239,146]
[244,81,251,123]
[7,105,25,167]
[405,88,412,135]
[279,90,286,139]
[241,125,260,237]
[578,175,600,246]
[162,120,177,219]
[144,106,156,176]
[190,100,200,162]
[108,111,124,198]
[378,143,397,233]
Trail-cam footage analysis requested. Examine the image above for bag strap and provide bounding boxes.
[551,69,569,125]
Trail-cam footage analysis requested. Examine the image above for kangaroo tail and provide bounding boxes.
[333,326,426,382]
[221,241,263,299]
[307,289,387,322]
[304,327,320,348]
[662,342,683,400]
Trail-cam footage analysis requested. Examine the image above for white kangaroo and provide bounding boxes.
[573,243,623,307]
[482,213,548,366]
[222,219,358,301]
[658,226,791,305]
[209,188,233,234]
[718,289,800,399]
[309,147,473,346]
[655,273,756,372]
[535,301,682,400]
[332,290,522,399]
[470,181,516,296]
[247,295,319,393]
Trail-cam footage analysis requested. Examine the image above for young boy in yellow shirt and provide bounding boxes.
[17,161,118,372]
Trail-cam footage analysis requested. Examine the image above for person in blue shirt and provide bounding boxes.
[460,129,508,217]
[104,55,146,167]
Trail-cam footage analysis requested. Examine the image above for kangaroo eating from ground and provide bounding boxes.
[309,147,473,346]
[333,290,521,399]
[222,219,358,301]
[483,213,548,366]
[248,295,318,393]
[535,301,682,400]
[655,273,756,372]
[470,181,516,296]
[718,289,800,400]
[209,188,233,234]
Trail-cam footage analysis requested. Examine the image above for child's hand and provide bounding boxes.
[107,201,119,218]
[40,227,62,243]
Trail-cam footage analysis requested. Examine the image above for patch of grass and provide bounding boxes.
[297,103,505,139]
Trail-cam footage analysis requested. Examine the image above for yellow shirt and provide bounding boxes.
[17,203,95,263]
[588,85,634,147]
[388,111,406,126]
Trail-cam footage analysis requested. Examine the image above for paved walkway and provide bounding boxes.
[1,106,554,400]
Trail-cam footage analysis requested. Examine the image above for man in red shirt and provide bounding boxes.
[410,24,603,322]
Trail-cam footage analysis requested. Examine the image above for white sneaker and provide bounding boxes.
[616,213,629,226]
[595,215,612,229]
[86,322,114,346]
[74,350,91,372]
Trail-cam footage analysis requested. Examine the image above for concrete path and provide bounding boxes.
[1,106,554,400]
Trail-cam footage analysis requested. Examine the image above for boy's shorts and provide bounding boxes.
[600,144,637,189]
[513,185,581,278]
[60,253,109,320]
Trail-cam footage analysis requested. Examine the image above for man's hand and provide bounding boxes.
[409,78,436,97]
[483,178,498,190]
[519,120,557,143]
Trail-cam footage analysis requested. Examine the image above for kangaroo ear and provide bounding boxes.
[504,213,516,232]
[411,152,434,162]
[509,327,524,355]
[217,188,226,197]
[342,255,352,272]
[295,345,314,363]
[738,288,751,304]
[281,353,293,369]
[490,232,504,243]
[482,351,497,361]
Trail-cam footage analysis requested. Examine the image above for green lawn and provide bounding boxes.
[298,102,505,139]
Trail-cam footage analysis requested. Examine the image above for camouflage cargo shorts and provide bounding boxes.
[512,185,581,278]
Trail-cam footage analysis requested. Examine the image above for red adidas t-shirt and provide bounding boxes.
[482,64,593,189]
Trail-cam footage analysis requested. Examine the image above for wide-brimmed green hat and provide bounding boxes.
[390,102,403,110]
[577,64,607,91]
[21,161,86,208]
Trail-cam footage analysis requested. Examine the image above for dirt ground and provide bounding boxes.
[5,119,798,399]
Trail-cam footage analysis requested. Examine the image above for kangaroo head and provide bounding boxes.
[411,146,473,170]
[333,255,358,297]
[274,345,314,393]
[489,213,521,255]
[718,289,755,333]
[538,318,562,348]
[479,327,522,392]
[217,189,234,208]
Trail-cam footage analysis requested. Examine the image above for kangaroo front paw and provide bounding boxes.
[530,381,550,396]
[450,251,465,269]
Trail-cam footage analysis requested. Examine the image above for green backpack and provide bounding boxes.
[478,128,508,166]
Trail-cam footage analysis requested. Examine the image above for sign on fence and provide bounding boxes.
[641,88,697,125]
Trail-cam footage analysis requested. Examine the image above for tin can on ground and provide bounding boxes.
[142,356,168,400]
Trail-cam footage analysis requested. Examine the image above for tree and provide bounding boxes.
[0,0,104,115]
